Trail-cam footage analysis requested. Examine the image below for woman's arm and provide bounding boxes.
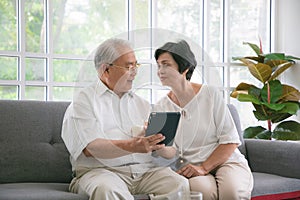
[177,143,238,178]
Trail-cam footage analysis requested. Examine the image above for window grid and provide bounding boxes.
[0,0,272,103]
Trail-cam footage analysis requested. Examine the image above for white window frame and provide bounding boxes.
[0,0,272,103]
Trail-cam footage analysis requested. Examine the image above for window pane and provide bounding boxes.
[24,86,46,100]
[0,0,17,51]
[25,0,45,53]
[191,65,206,84]
[205,65,224,86]
[230,65,262,87]
[0,56,18,80]
[53,86,75,101]
[53,59,93,82]
[156,0,202,42]
[207,0,222,62]
[134,63,151,88]
[132,0,149,29]
[52,0,127,55]
[133,89,150,102]
[0,85,18,100]
[228,0,270,129]
[229,0,270,58]
[231,98,265,130]
[152,89,169,104]
[25,58,46,81]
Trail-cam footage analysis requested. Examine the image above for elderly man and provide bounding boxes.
[62,38,189,200]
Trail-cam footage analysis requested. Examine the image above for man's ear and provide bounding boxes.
[98,64,109,78]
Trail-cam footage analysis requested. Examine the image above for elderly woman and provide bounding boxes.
[153,40,253,200]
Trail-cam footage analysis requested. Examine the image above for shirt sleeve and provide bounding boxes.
[212,88,241,145]
[61,91,102,161]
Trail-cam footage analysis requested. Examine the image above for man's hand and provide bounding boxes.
[131,134,166,153]
[176,164,208,178]
[83,133,166,159]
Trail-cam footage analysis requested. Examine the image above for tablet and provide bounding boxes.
[145,112,181,146]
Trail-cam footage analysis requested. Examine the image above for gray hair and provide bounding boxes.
[94,38,133,70]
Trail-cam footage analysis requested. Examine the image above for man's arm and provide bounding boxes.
[155,146,177,159]
[83,134,166,159]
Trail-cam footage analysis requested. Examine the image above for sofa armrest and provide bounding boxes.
[245,139,300,179]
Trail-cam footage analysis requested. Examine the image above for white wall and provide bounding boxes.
[274,0,300,121]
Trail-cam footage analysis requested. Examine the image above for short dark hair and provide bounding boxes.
[154,40,197,81]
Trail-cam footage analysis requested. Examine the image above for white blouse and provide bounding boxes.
[153,85,247,164]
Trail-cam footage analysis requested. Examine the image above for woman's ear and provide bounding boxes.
[182,68,189,77]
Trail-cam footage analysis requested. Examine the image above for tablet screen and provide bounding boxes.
[145,112,181,146]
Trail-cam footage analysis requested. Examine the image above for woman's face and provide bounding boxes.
[156,52,184,87]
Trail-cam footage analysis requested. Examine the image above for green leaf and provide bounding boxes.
[237,93,261,104]
[285,55,300,61]
[248,86,261,98]
[261,102,285,111]
[277,102,300,115]
[243,126,271,139]
[253,110,269,121]
[230,82,253,98]
[272,121,300,140]
[269,62,293,81]
[252,104,292,122]
[264,53,300,63]
[261,80,282,103]
[232,56,243,61]
[265,59,289,69]
[244,56,264,63]
[281,85,300,102]
[264,53,285,60]
[243,42,261,55]
[239,59,272,83]
[256,130,273,139]
[270,113,292,123]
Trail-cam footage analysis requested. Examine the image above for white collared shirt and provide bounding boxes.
[153,85,247,164]
[62,80,153,172]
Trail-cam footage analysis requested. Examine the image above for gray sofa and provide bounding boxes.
[0,100,299,200]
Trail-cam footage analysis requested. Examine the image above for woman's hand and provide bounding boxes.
[177,164,208,178]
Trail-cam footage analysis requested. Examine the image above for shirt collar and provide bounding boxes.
[96,79,134,98]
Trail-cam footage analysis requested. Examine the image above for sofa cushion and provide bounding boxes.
[0,100,72,183]
[0,183,88,200]
[251,172,300,198]
[252,191,300,200]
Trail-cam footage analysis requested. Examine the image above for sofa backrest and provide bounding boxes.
[227,104,246,156]
[0,100,72,184]
[245,139,300,179]
[0,100,246,184]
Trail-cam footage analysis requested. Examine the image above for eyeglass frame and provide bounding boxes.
[106,62,141,71]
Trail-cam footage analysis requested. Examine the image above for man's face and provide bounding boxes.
[102,50,138,96]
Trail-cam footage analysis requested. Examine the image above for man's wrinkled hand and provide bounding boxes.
[132,134,165,153]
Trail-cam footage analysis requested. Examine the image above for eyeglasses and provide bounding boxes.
[107,63,141,71]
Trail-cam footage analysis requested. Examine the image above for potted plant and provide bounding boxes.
[230,42,300,140]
